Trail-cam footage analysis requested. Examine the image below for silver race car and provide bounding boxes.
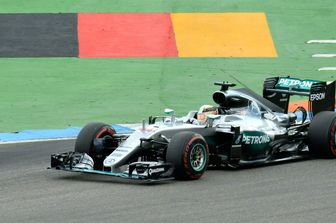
[50,76,336,182]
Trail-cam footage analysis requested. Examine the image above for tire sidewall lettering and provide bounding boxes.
[95,127,116,139]
[329,121,336,156]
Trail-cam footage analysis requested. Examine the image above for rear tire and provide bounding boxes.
[166,132,209,180]
[75,122,116,169]
[308,111,336,158]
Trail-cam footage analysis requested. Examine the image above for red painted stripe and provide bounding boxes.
[78,13,178,58]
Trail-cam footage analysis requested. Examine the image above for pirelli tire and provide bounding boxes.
[308,111,336,158]
[166,132,209,180]
[75,122,116,170]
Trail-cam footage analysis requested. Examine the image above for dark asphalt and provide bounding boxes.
[1,140,336,223]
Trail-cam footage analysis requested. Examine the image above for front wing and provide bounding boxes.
[50,152,175,182]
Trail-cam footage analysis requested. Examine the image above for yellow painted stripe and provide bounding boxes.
[171,13,278,57]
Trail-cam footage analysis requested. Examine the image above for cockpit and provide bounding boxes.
[212,89,298,127]
[213,90,264,116]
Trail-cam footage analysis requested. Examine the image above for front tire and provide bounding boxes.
[166,132,209,180]
[75,122,116,169]
[308,111,336,158]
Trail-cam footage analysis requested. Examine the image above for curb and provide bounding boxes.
[0,124,135,144]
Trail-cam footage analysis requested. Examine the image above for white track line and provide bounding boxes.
[318,67,336,71]
[312,54,336,58]
[307,40,336,44]
[0,137,76,145]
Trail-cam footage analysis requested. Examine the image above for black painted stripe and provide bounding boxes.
[0,13,78,57]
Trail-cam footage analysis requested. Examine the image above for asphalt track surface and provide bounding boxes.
[1,140,336,223]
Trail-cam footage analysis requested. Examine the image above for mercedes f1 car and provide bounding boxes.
[50,76,336,182]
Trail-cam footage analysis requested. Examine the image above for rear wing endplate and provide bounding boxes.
[263,77,335,116]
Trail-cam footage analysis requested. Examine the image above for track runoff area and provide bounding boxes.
[0,12,276,142]
[0,13,276,58]
[0,7,335,142]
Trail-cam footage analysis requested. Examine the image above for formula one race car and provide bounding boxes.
[50,76,336,182]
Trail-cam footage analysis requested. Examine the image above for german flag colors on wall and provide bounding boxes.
[0,13,277,58]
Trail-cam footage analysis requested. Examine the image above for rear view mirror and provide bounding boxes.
[164,108,175,116]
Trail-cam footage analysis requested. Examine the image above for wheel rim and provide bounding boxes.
[189,143,207,171]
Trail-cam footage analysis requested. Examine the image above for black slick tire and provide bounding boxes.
[75,122,116,169]
[308,111,336,158]
[166,131,209,180]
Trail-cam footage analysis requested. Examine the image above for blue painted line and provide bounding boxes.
[0,124,135,142]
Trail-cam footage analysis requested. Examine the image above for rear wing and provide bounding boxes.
[263,77,335,116]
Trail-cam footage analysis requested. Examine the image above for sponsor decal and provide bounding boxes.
[310,92,326,101]
[242,134,270,144]
[234,135,242,144]
[104,157,116,165]
[148,167,165,175]
[241,131,272,160]
[115,149,129,153]
[276,78,319,91]
[111,152,123,157]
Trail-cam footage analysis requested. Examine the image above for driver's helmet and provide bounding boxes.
[197,105,218,123]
